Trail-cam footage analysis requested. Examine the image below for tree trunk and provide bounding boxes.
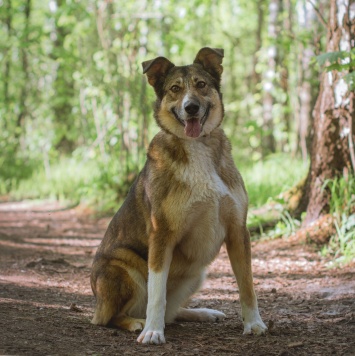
[299,0,355,226]
[279,0,292,151]
[297,1,316,162]
[262,0,280,156]
[52,0,76,153]
[3,0,12,109]
[251,0,265,90]
[17,0,31,132]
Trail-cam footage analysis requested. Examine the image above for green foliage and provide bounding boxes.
[316,48,355,89]
[1,0,320,182]
[316,51,349,66]
[3,153,306,217]
[240,154,307,208]
[0,0,327,220]
[248,202,301,241]
[321,175,355,265]
[344,72,355,90]
[8,157,137,213]
[0,153,38,196]
[324,175,355,219]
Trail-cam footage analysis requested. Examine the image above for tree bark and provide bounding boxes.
[51,0,76,153]
[251,0,265,90]
[279,0,292,150]
[17,0,31,132]
[297,1,316,162]
[262,0,280,156]
[299,0,355,226]
[3,0,12,109]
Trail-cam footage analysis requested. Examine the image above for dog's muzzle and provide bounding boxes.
[184,99,200,116]
[171,104,211,138]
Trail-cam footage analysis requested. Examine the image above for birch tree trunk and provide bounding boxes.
[3,0,12,110]
[17,0,31,132]
[251,0,265,90]
[297,0,316,162]
[299,0,355,226]
[262,0,280,156]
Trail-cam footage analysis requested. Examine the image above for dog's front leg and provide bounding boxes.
[225,224,267,335]
[137,244,173,345]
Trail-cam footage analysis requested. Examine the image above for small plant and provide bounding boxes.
[322,174,355,266]
[247,200,301,241]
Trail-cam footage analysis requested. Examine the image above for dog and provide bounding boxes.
[90,47,267,344]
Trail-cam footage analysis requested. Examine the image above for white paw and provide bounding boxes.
[242,307,267,335]
[243,320,267,335]
[177,308,226,322]
[198,308,226,322]
[137,329,165,344]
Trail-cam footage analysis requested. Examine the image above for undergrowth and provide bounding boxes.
[240,154,307,208]
[2,157,137,213]
[1,153,306,214]
[321,174,355,266]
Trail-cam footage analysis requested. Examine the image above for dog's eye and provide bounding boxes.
[196,81,206,89]
[170,85,180,93]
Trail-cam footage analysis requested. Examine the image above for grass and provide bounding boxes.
[1,153,307,214]
[239,153,307,208]
[240,154,306,240]
[3,157,135,213]
[321,174,355,266]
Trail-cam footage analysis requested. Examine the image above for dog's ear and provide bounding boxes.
[193,47,224,82]
[142,57,175,88]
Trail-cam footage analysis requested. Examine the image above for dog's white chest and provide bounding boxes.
[179,141,229,201]
[171,141,233,268]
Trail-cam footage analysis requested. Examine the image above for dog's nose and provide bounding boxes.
[184,101,200,115]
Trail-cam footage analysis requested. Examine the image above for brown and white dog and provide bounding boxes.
[90,47,267,344]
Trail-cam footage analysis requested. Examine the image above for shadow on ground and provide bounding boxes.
[0,201,354,355]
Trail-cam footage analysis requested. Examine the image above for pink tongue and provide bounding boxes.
[184,118,202,138]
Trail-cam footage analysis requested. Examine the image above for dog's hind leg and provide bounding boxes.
[175,307,225,322]
[91,261,146,332]
[111,315,146,332]
[92,297,116,326]
[91,271,121,326]
[165,272,225,323]
[165,273,203,323]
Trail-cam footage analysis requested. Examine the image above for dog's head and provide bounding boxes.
[142,47,224,139]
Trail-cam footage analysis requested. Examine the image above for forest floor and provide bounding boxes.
[0,201,354,356]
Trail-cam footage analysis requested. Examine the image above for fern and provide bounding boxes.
[316,51,350,66]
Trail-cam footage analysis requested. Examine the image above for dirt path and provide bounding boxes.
[0,201,354,355]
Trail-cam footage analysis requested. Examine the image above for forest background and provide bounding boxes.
[0,0,354,265]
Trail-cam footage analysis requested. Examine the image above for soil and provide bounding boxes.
[0,200,354,356]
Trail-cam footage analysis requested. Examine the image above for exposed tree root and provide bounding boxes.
[289,214,335,245]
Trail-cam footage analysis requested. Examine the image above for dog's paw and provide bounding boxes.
[243,318,267,336]
[242,305,267,336]
[176,308,226,322]
[128,319,145,332]
[198,308,226,322]
[137,329,165,344]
